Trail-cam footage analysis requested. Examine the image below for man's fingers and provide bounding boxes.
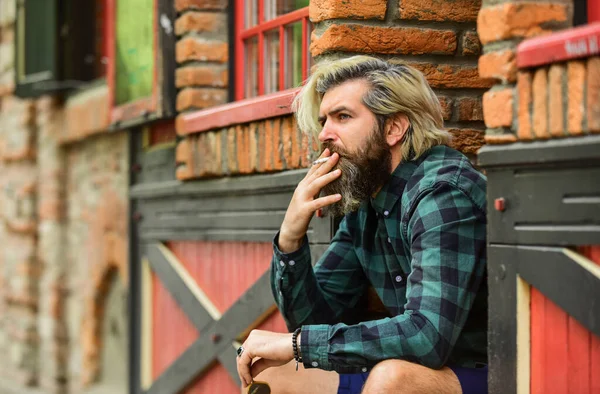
[237,349,255,388]
[306,148,330,176]
[310,194,342,211]
[249,358,277,379]
[307,169,341,194]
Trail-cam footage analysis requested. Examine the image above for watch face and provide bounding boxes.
[247,381,271,394]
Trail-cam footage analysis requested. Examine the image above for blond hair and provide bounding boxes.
[293,56,450,161]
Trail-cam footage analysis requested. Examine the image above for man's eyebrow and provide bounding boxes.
[317,106,353,122]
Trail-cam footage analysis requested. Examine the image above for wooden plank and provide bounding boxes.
[217,345,243,387]
[145,244,219,330]
[144,270,275,394]
[487,245,518,394]
[567,316,591,394]
[517,246,600,337]
[592,330,600,393]
[543,295,568,393]
[530,287,545,394]
[516,276,530,394]
[141,258,153,390]
[139,210,287,230]
[478,134,600,168]
[130,169,306,200]
[139,228,295,242]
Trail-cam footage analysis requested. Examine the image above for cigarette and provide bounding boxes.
[312,157,330,166]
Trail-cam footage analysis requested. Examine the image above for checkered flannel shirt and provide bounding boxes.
[271,145,488,373]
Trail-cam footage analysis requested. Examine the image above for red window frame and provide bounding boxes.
[234,0,310,100]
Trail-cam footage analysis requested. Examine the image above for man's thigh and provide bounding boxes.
[361,360,462,394]
[250,360,339,394]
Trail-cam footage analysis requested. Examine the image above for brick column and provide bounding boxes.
[174,0,230,113]
[309,0,492,155]
[477,2,573,143]
[36,97,69,394]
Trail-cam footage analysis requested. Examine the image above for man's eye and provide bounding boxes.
[339,114,350,120]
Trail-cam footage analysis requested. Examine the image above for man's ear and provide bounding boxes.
[385,114,410,147]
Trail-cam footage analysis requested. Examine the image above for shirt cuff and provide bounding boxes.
[272,231,311,274]
[300,324,331,370]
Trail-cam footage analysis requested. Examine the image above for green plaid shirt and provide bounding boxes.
[271,145,488,373]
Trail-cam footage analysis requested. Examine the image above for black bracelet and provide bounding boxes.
[292,327,302,371]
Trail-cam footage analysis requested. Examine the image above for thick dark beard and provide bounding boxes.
[320,126,392,217]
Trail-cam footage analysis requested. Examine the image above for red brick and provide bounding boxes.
[310,25,456,57]
[263,119,274,171]
[272,117,284,170]
[461,30,481,56]
[175,138,193,170]
[410,63,494,89]
[400,0,480,22]
[567,61,586,135]
[176,37,228,63]
[248,122,259,172]
[281,116,293,168]
[175,0,227,11]
[310,0,386,22]
[438,96,453,121]
[175,12,226,35]
[448,128,485,154]
[457,97,483,122]
[478,49,516,83]
[548,64,566,137]
[300,132,311,168]
[484,133,517,145]
[517,71,533,140]
[176,88,227,111]
[532,68,549,139]
[289,117,301,168]
[478,3,569,45]
[176,66,228,88]
[236,125,251,174]
[227,126,238,173]
[587,57,600,133]
[483,89,514,128]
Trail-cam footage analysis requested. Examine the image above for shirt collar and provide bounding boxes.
[370,158,420,215]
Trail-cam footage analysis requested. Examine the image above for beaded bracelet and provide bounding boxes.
[292,327,302,371]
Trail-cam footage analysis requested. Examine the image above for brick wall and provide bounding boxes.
[176,0,492,181]
[477,1,574,143]
[63,132,129,392]
[515,57,599,140]
[175,0,230,112]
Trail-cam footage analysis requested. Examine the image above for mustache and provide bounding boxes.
[321,142,351,160]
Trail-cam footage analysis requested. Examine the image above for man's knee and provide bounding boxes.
[363,359,420,393]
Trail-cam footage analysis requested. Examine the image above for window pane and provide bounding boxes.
[264,0,309,21]
[245,0,258,28]
[284,22,302,89]
[264,30,280,94]
[115,0,154,105]
[245,36,259,98]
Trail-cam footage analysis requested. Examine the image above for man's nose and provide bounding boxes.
[318,122,336,143]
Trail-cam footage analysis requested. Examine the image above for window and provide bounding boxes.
[235,0,312,100]
[15,0,98,97]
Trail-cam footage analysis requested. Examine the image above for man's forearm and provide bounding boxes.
[277,228,305,253]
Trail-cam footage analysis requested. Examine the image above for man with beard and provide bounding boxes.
[236,56,488,394]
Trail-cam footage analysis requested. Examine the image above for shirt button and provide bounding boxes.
[311,361,319,367]
[395,275,403,283]
[289,260,296,266]
[279,260,285,267]
[387,237,391,243]
[362,367,368,372]
[383,210,389,216]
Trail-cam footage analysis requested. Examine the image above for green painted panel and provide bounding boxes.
[115,0,154,105]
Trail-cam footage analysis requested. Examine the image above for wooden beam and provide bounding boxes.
[145,244,219,330]
[516,275,530,394]
[141,258,153,390]
[144,270,275,394]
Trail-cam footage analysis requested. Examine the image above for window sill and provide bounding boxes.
[517,23,600,69]
[176,88,301,136]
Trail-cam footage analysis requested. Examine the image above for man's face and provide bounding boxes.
[317,79,392,216]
